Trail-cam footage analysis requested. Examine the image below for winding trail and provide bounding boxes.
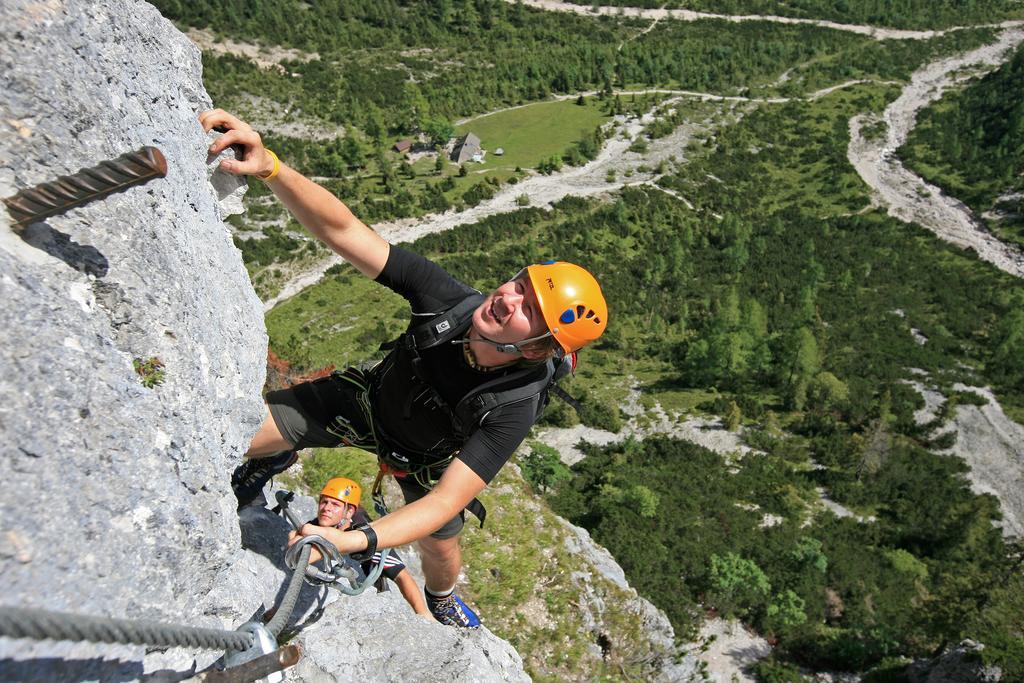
[847,26,1024,278]
[508,0,1024,41]
[454,88,785,127]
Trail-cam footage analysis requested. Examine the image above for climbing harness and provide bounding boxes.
[367,293,582,526]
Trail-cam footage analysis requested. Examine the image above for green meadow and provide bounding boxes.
[454,97,610,175]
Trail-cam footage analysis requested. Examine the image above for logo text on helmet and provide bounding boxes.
[545,277,554,290]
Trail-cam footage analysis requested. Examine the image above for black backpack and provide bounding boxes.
[385,292,578,439]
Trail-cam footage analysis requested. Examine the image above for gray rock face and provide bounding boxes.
[0,2,531,681]
[0,0,265,675]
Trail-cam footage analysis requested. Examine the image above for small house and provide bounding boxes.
[393,139,413,154]
[450,132,481,164]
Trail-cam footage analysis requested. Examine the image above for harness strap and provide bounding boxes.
[371,460,487,528]
[549,383,584,413]
[405,294,485,350]
[454,361,553,430]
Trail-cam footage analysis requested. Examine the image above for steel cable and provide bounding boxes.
[0,606,254,652]
[265,543,312,638]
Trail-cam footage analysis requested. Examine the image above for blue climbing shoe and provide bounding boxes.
[426,591,481,628]
[231,451,298,509]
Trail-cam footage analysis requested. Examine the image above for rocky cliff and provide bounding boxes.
[0,1,527,679]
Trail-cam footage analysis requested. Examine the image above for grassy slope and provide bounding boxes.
[279,446,681,682]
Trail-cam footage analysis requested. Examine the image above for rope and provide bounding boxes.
[265,543,311,638]
[0,606,254,652]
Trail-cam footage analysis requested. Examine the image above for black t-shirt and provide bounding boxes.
[372,246,537,484]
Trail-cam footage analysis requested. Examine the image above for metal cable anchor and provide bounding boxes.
[2,146,167,229]
[215,622,294,683]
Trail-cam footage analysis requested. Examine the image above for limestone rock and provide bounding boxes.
[0,0,265,676]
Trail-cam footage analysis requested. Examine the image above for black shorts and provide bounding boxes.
[266,368,375,451]
[265,369,465,539]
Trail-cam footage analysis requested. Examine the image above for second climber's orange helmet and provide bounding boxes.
[320,477,361,507]
[525,261,608,354]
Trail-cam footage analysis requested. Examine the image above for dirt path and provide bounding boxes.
[373,100,715,236]
[268,95,718,310]
[847,26,1024,278]
[508,0,1024,41]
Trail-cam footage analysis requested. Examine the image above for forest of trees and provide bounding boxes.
[550,434,1023,678]
[261,86,1023,678]
[157,0,993,135]
[159,0,996,244]
[383,85,1024,678]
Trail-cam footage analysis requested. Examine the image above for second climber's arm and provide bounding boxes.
[289,459,486,554]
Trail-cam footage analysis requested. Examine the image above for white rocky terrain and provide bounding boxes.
[847,25,1024,278]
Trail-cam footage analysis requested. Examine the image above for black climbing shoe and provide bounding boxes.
[231,451,298,509]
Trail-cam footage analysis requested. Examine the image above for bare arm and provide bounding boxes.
[394,568,432,617]
[198,109,390,279]
[287,529,323,564]
[289,459,487,555]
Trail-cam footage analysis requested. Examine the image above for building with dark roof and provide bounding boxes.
[450,132,481,164]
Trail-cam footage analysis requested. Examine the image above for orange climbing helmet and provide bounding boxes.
[320,477,361,507]
[524,261,608,354]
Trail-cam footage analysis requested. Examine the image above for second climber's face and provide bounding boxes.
[472,272,549,348]
[317,495,352,529]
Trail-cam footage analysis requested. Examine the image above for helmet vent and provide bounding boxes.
[561,307,602,325]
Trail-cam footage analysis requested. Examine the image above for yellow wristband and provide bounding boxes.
[257,149,280,181]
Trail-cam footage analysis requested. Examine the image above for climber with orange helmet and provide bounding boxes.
[289,477,431,618]
[200,109,608,628]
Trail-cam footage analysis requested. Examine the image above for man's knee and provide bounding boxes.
[418,534,460,561]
